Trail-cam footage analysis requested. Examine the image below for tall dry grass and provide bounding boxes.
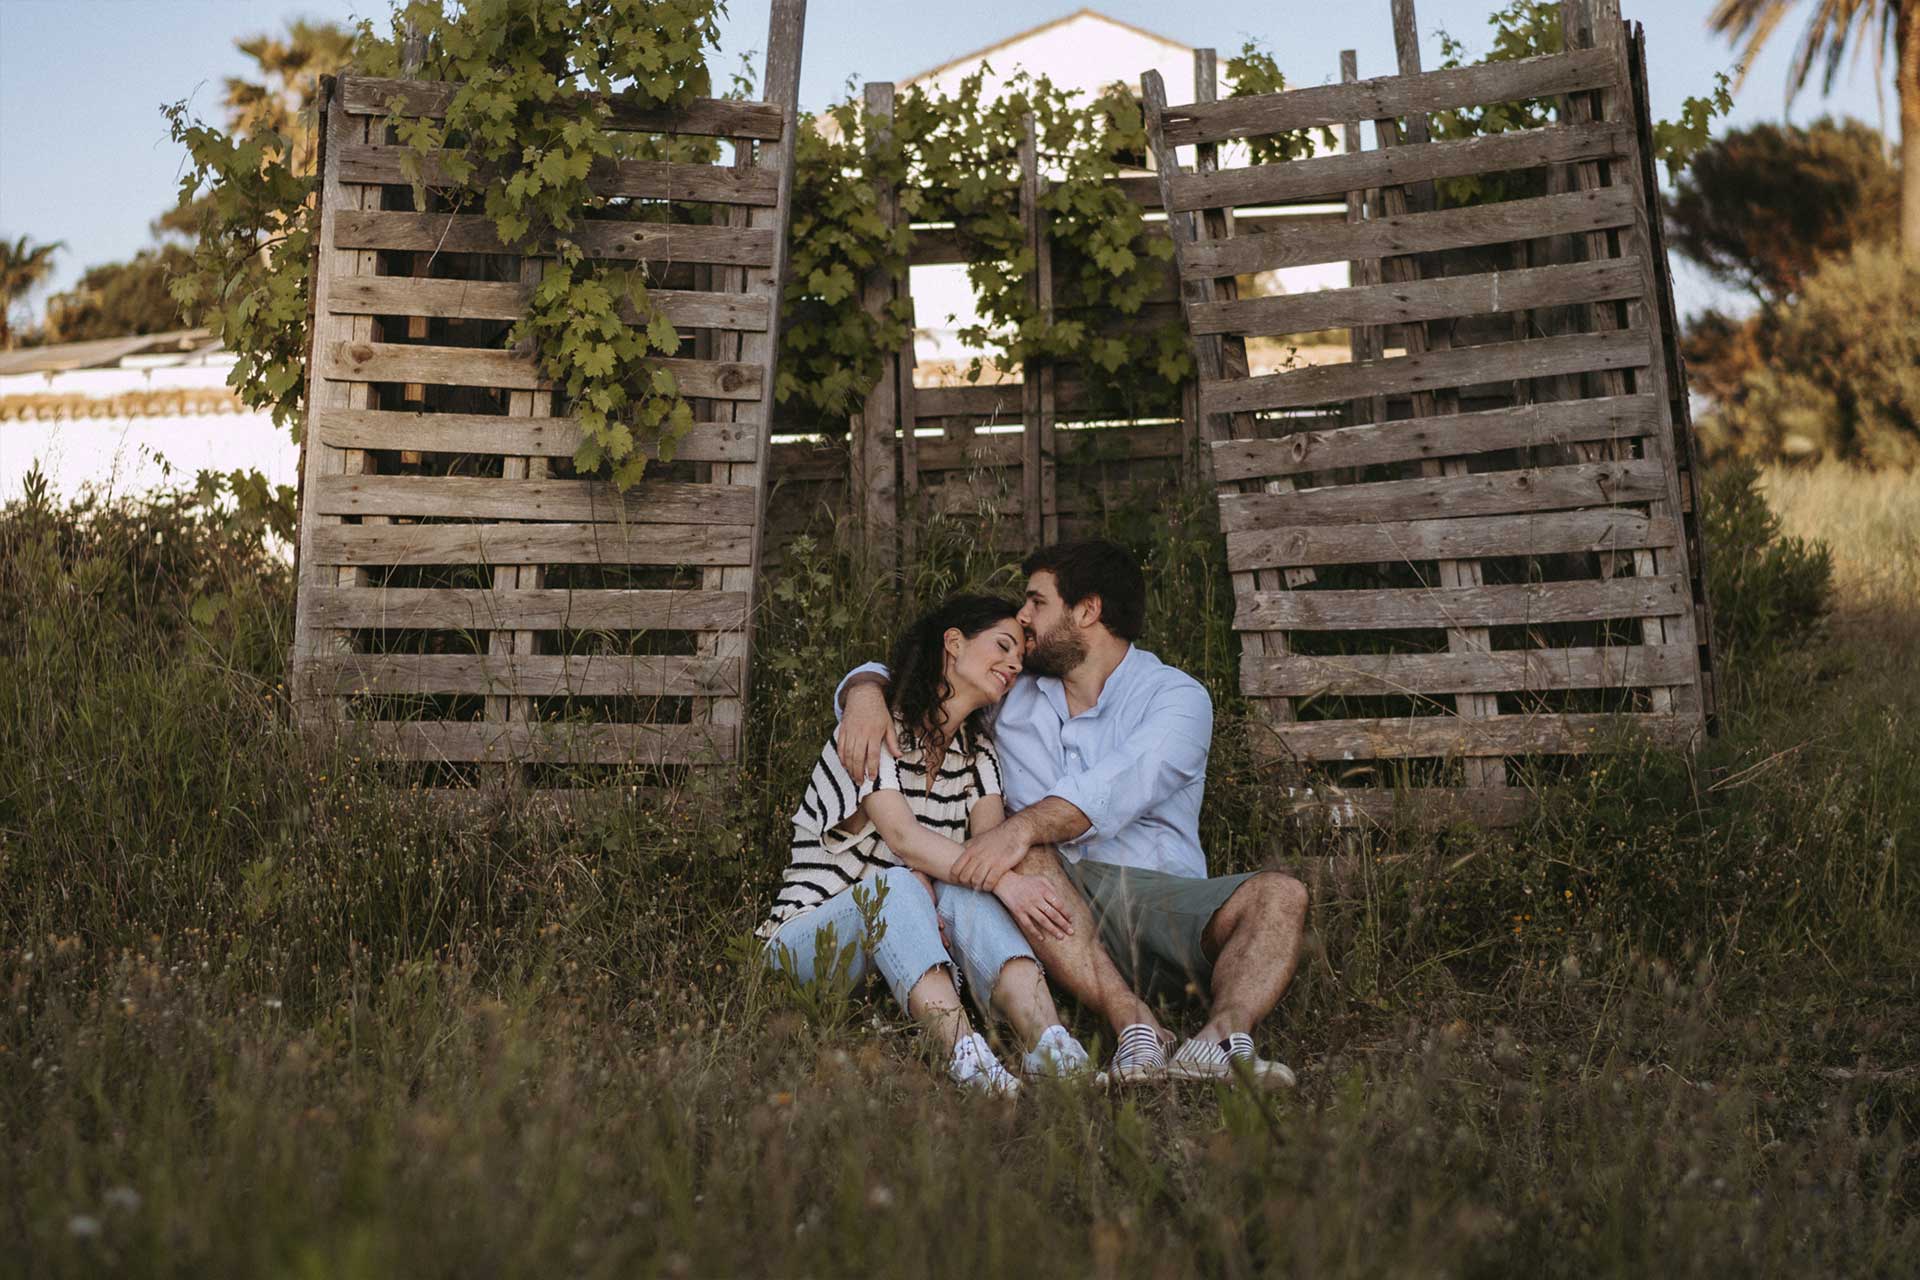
[1,467,1914,1277]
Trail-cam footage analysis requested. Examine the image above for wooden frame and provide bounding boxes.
[1141,0,1714,828]
[290,0,806,790]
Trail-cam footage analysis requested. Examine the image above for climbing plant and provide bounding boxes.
[166,0,728,488]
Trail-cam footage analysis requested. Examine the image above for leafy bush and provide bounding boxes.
[1699,459,1833,656]
[1699,243,1920,467]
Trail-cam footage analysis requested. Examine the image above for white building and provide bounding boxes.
[0,331,299,506]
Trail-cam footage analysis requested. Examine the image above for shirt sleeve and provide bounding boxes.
[971,738,1003,798]
[798,738,905,854]
[1042,679,1212,845]
[832,662,892,722]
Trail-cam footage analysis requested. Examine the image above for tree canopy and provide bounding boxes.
[1666,116,1899,304]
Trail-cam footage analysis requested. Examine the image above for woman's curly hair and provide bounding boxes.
[886,593,1020,757]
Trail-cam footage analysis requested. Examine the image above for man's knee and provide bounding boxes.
[1224,870,1308,932]
[1015,843,1066,880]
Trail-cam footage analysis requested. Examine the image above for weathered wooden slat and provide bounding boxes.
[1228,508,1676,570]
[303,586,748,631]
[1219,458,1669,532]
[338,76,786,139]
[319,341,762,400]
[312,409,758,462]
[309,653,741,697]
[1210,394,1659,480]
[1199,328,1649,416]
[333,144,780,205]
[328,276,771,331]
[912,382,1027,420]
[1181,186,1637,279]
[312,474,756,524]
[348,720,737,765]
[1161,48,1618,144]
[1254,709,1697,759]
[1240,642,1696,696]
[310,521,754,567]
[1235,575,1689,631]
[1168,120,1628,212]
[333,210,777,267]
[1189,257,1641,336]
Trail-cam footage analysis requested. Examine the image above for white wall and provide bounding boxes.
[0,358,299,505]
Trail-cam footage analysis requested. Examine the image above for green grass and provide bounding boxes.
[2,469,1915,1278]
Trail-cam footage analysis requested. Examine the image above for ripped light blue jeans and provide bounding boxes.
[766,866,1038,1016]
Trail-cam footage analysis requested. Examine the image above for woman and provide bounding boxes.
[758,594,1089,1094]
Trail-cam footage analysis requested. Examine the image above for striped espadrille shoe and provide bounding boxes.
[1166,1032,1296,1089]
[1104,1023,1170,1085]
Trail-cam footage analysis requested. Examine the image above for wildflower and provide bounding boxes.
[67,1215,101,1239]
[103,1187,141,1213]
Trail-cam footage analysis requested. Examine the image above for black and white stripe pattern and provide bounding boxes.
[758,731,1002,940]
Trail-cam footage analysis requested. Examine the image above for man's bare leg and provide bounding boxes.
[1014,845,1166,1040]
[1194,871,1309,1042]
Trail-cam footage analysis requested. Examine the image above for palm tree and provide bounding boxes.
[1708,1,1918,259]
[0,235,64,349]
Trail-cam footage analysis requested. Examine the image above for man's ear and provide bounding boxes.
[1075,593,1104,630]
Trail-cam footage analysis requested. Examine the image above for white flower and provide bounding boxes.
[104,1187,142,1213]
[67,1215,101,1239]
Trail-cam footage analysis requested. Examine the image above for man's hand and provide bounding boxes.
[951,815,1033,892]
[835,680,899,785]
[994,871,1073,942]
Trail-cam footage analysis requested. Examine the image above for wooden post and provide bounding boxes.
[720,0,807,736]
[853,81,900,572]
[291,83,379,720]
[1018,113,1058,546]
[1627,23,1718,732]
[1181,49,1219,488]
[1389,0,1436,213]
[1576,0,1703,724]
[1340,49,1387,429]
[896,294,921,570]
[398,24,430,420]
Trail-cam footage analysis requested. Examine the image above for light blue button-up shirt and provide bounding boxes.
[837,644,1213,878]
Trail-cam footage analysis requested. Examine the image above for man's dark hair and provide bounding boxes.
[1022,540,1146,642]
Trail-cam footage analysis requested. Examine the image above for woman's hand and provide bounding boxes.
[994,872,1074,943]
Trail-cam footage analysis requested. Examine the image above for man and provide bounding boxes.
[836,539,1308,1084]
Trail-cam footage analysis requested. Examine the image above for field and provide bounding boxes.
[2,461,1915,1277]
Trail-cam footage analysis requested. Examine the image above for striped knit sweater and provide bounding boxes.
[758,730,1003,940]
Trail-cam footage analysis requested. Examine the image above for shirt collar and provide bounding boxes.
[1037,643,1138,723]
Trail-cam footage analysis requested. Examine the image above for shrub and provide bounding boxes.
[1699,243,1920,467]
[1699,459,1833,656]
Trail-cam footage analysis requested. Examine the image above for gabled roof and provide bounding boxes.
[898,7,1192,90]
[0,329,213,378]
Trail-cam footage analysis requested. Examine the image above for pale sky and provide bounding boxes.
[0,0,1900,324]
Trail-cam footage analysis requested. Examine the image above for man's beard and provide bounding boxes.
[1024,621,1087,677]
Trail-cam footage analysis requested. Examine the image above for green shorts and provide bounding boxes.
[1060,857,1258,1004]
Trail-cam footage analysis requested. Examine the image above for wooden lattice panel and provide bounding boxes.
[1142,11,1714,827]
[292,48,800,788]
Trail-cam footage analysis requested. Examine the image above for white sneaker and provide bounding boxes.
[1021,1024,1093,1079]
[948,1032,1022,1097]
[1166,1032,1296,1089]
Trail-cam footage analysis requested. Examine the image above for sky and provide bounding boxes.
[0,0,1901,324]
